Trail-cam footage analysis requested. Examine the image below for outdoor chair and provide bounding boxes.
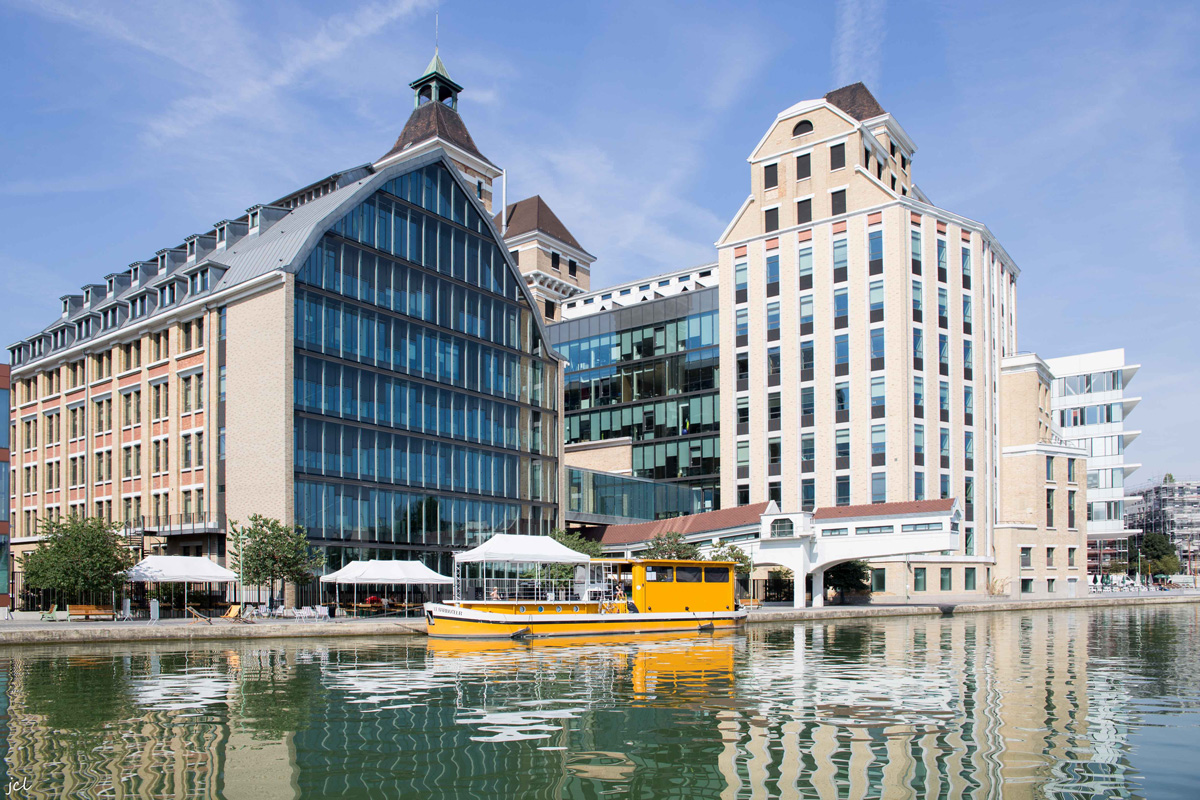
[218,605,254,624]
[118,598,134,621]
[316,606,331,621]
[296,606,316,622]
[187,607,213,625]
[271,605,287,618]
[39,604,58,622]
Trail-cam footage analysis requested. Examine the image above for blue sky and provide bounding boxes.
[1,0,1198,481]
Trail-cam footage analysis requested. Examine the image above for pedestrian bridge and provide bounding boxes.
[735,499,962,607]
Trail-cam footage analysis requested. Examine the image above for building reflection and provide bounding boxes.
[0,609,1186,798]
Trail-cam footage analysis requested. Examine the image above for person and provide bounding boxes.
[365,595,381,605]
[489,587,501,601]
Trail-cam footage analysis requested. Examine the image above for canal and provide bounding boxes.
[1,604,1197,798]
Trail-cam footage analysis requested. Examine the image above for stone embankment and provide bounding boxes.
[0,593,1195,647]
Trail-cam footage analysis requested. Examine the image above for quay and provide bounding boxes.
[1,592,1197,647]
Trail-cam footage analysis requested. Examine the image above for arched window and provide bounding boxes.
[792,119,814,137]
[770,518,794,538]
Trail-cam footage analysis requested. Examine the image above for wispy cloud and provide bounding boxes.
[832,0,887,89]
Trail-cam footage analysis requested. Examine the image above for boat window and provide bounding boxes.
[676,566,702,583]
[646,566,674,582]
[704,567,730,583]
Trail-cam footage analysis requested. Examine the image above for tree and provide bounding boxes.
[1138,532,1181,578]
[1164,473,1175,484]
[708,543,753,574]
[824,560,871,604]
[228,515,325,605]
[550,528,603,559]
[641,532,701,560]
[21,516,136,598]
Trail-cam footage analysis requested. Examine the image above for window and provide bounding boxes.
[831,190,846,216]
[800,295,814,326]
[737,441,749,468]
[544,299,556,319]
[913,329,924,362]
[1068,491,1076,528]
[912,280,923,314]
[1067,458,1076,482]
[834,334,849,366]
[914,472,925,500]
[836,429,850,459]
[871,376,885,408]
[940,474,950,499]
[796,198,812,224]
[801,432,814,462]
[964,567,976,591]
[800,385,814,416]
[939,335,949,368]
[737,486,750,506]
[764,207,779,232]
[677,566,702,583]
[871,424,886,456]
[962,295,972,321]
[963,340,973,372]
[870,328,885,362]
[868,230,883,271]
[871,472,886,503]
[961,247,971,280]
[737,397,750,426]
[1046,456,1054,481]
[914,376,924,408]
[219,307,227,340]
[801,479,815,511]
[871,569,886,592]
[835,382,849,412]
[937,239,947,277]
[964,386,973,420]
[763,163,778,189]
[833,239,848,274]
[830,143,846,170]
[798,247,813,282]
[914,424,925,455]
[766,254,780,286]
[551,252,560,271]
[768,347,782,377]
[1046,546,1056,567]
[941,568,952,591]
[769,393,783,422]
[569,260,578,277]
[768,437,782,465]
[792,120,813,137]
[869,280,884,314]
[836,475,850,506]
[1021,578,1034,594]
[766,302,780,332]
[1068,547,1077,567]
[736,309,749,338]
[833,288,848,319]
[939,382,950,415]
[964,431,974,462]
[914,568,927,592]
[911,230,922,271]
[796,152,811,179]
[704,567,730,583]
[1047,578,1056,593]
[1021,546,1032,568]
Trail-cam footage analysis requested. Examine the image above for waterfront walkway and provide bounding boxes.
[1,592,1197,646]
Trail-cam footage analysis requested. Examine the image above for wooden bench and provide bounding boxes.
[67,604,116,621]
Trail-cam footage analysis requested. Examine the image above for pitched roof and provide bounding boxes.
[417,52,455,85]
[379,101,492,166]
[824,83,886,121]
[494,196,583,251]
[599,503,770,546]
[812,498,955,521]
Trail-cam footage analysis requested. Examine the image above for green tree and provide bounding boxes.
[1138,533,1181,578]
[20,516,136,598]
[824,560,871,604]
[708,543,753,574]
[228,515,325,605]
[1164,473,1175,484]
[550,528,603,558]
[642,532,701,560]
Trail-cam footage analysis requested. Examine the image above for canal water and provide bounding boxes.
[1,604,1197,799]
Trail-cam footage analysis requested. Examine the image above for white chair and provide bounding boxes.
[316,606,331,621]
[271,605,287,618]
[296,606,316,622]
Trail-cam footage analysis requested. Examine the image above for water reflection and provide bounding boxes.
[0,605,1197,798]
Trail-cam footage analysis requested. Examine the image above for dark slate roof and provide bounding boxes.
[599,503,770,546]
[380,101,493,166]
[812,498,955,521]
[824,83,886,121]
[494,196,583,251]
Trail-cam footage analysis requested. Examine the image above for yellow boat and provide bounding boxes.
[424,534,747,639]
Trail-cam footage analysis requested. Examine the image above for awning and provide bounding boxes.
[125,556,238,583]
[453,534,590,565]
[319,560,452,585]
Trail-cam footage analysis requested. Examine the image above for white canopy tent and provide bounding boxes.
[124,556,238,619]
[453,534,590,564]
[319,559,452,615]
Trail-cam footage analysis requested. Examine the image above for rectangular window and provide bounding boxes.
[1021,546,1032,568]
[763,163,778,189]
[836,475,850,506]
[965,527,975,556]
[833,239,848,274]
[831,190,846,216]
[914,424,925,455]
[737,396,750,425]
[913,328,924,362]
[800,295,814,326]
[801,478,815,511]
[835,382,849,412]
[766,254,780,285]
[940,567,952,591]
[736,308,749,337]
[830,143,846,170]
[940,474,950,499]
[1067,458,1076,482]
[796,198,812,224]
[872,472,886,503]
[872,569,886,592]
[914,568,927,592]
[800,385,814,416]
[834,334,849,365]
[962,295,972,321]
[768,437,782,465]
[964,567,977,591]
[836,429,850,459]
[833,288,848,319]
[961,246,971,279]
[797,247,813,280]
[871,424,886,456]
[769,347,782,377]
[871,375,885,407]
[914,471,925,500]
[937,239,947,276]
[1068,547,1077,567]
[911,230,922,270]
[940,428,950,458]
[869,280,884,313]
[1021,578,1034,594]
[737,441,750,468]
[912,280,923,313]
[801,432,815,462]
[870,328,885,361]
[796,153,811,180]
[735,262,748,292]
[767,302,780,331]
[914,376,924,407]
[940,382,950,414]
[764,207,779,232]
[868,230,883,270]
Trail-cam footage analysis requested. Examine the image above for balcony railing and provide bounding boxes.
[121,513,225,536]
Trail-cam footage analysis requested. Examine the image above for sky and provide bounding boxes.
[1,0,1197,481]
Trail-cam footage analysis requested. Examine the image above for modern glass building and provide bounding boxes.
[566,467,702,525]
[548,280,721,510]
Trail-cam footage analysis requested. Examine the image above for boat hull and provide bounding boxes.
[423,602,748,639]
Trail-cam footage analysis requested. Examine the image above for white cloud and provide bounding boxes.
[832,0,887,90]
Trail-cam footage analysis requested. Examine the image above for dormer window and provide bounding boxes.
[189,270,209,295]
[215,225,226,244]
[107,278,115,293]
[130,266,139,283]
[792,119,813,137]
[159,284,177,307]
[187,240,196,258]
[62,299,70,315]
[84,288,92,305]
[249,209,260,229]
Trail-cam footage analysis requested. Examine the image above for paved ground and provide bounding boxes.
[2,592,1196,646]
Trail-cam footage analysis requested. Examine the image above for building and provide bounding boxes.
[548,266,723,510]
[1,364,10,608]
[714,83,1024,596]
[1126,478,1200,574]
[497,196,595,322]
[6,53,560,581]
[1044,349,1141,573]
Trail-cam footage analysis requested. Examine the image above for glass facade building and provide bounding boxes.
[549,288,720,510]
[567,467,703,524]
[292,161,560,571]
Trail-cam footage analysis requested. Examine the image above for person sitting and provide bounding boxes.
[364,595,381,605]
[489,587,501,601]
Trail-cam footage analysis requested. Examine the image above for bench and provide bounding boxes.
[67,604,116,621]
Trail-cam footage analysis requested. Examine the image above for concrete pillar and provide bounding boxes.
[812,568,825,608]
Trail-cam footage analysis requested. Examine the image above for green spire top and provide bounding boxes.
[410,50,464,108]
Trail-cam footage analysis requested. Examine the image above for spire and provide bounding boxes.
[411,50,463,110]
